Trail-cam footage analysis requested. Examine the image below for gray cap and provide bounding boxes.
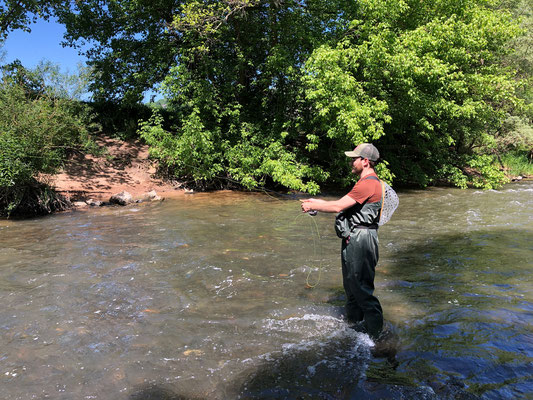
[345,143,380,162]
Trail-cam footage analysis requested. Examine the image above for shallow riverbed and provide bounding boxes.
[0,182,531,399]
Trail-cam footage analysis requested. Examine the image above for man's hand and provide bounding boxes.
[300,199,312,213]
[300,199,325,213]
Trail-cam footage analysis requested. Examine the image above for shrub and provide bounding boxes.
[0,74,95,216]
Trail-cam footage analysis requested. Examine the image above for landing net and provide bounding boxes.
[379,181,399,226]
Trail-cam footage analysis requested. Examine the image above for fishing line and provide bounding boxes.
[287,211,324,288]
[303,212,323,288]
[172,163,326,287]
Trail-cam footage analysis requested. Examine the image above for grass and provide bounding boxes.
[500,151,533,177]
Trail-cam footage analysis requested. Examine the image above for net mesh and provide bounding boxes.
[378,182,399,226]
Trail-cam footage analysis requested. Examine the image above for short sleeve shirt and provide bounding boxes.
[347,173,382,204]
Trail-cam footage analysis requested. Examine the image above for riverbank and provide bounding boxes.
[41,135,531,211]
[41,135,186,204]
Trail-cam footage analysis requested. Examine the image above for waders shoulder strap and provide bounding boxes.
[379,180,385,223]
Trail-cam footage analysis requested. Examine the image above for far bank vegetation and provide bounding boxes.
[0,0,532,217]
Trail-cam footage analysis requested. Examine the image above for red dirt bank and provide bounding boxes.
[43,135,185,202]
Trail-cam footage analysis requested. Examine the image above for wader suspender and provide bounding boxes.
[379,181,385,224]
[364,176,387,224]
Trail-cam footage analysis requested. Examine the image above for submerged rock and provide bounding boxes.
[141,190,162,202]
[86,199,103,207]
[109,191,133,206]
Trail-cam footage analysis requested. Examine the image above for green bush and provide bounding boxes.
[0,76,95,216]
[139,110,325,193]
[303,1,525,190]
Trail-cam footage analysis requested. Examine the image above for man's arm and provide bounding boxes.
[300,195,357,214]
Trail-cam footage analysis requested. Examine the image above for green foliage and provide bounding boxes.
[45,0,531,192]
[2,59,92,100]
[140,109,327,193]
[496,0,533,156]
[500,150,533,176]
[304,0,526,189]
[135,0,353,192]
[375,160,395,186]
[495,115,533,152]
[90,100,154,140]
[467,155,509,189]
[503,0,532,98]
[139,109,224,185]
[0,65,96,216]
[54,0,179,103]
[0,0,63,38]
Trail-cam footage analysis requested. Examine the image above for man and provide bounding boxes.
[300,143,383,339]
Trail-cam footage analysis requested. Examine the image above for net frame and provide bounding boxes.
[378,181,399,226]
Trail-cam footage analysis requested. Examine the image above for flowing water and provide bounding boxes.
[0,183,532,399]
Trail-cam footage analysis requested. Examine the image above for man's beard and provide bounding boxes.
[352,164,363,176]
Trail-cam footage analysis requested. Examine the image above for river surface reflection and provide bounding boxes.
[0,183,532,399]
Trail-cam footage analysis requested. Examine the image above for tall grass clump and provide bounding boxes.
[500,151,533,177]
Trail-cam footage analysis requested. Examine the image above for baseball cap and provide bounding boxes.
[344,143,380,162]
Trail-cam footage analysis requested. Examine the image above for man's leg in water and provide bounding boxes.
[342,251,364,323]
[341,232,383,338]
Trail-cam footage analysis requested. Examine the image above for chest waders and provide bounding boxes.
[335,176,383,339]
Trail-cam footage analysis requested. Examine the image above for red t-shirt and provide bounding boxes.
[347,173,382,204]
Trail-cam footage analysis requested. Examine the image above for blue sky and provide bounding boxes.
[1,17,88,74]
[1,17,159,101]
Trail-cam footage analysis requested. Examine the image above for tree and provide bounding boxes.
[495,0,533,158]
[54,0,180,103]
[304,0,526,188]
[0,0,62,38]
[0,62,97,216]
[140,0,356,192]
[38,0,532,191]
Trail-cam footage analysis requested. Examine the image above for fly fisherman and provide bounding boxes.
[300,143,384,340]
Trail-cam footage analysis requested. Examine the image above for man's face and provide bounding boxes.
[351,157,364,175]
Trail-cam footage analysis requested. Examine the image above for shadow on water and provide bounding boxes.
[229,228,532,399]
[375,228,533,399]
[230,334,480,400]
[234,333,370,399]
[383,227,532,321]
[129,384,198,400]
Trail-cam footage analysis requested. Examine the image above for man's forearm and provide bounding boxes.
[300,195,357,213]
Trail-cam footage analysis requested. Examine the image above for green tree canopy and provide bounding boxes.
[5,0,530,192]
[0,0,63,38]
[54,0,180,103]
[304,0,526,188]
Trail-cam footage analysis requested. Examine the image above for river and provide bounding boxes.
[0,182,531,399]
